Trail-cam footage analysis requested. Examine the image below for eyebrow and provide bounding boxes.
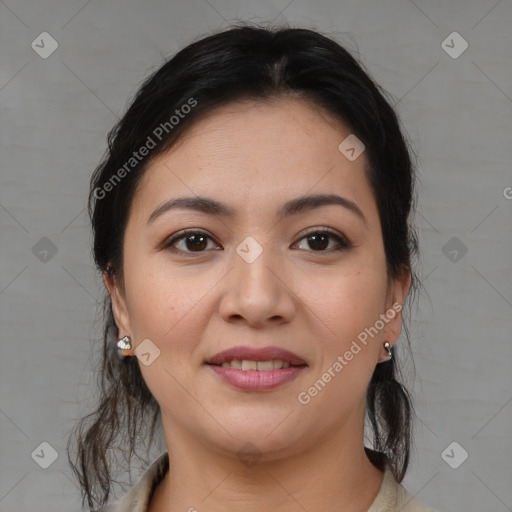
[147,193,367,225]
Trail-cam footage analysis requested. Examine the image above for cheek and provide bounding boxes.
[303,260,388,343]
[123,262,209,401]
[297,267,385,414]
[123,253,208,348]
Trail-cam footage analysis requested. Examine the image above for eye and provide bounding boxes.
[293,228,351,253]
[161,227,351,256]
[162,229,220,255]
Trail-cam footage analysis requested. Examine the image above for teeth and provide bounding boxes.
[257,360,274,371]
[242,360,257,370]
[219,360,294,370]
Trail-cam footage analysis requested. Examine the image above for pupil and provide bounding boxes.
[187,234,207,251]
[309,233,328,251]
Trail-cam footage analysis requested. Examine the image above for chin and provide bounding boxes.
[207,414,305,458]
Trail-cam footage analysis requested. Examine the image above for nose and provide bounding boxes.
[218,245,296,328]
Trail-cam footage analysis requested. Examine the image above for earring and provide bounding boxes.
[117,336,133,358]
[377,341,392,364]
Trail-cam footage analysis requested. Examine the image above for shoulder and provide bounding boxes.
[396,482,439,512]
[368,466,439,512]
[93,452,169,512]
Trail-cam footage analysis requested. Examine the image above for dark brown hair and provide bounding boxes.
[67,22,420,510]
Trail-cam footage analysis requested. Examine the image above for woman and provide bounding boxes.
[67,24,438,512]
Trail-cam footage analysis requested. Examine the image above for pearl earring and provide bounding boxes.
[377,341,392,364]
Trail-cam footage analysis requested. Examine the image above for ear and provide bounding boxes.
[382,267,412,346]
[103,271,132,338]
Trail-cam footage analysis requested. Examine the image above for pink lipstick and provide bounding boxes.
[205,345,307,391]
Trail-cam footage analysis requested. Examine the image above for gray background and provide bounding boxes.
[1,0,511,511]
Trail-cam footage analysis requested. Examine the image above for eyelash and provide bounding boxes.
[161,227,352,256]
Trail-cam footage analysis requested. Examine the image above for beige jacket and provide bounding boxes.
[96,452,438,512]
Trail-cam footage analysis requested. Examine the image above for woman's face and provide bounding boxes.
[107,96,410,460]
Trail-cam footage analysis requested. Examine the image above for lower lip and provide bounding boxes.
[207,365,306,391]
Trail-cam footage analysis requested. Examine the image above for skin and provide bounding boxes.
[105,96,411,512]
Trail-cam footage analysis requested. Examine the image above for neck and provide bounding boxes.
[149,419,385,512]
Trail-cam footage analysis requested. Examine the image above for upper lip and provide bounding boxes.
[205,345,307,366]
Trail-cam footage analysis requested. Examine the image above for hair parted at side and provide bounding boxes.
[67,22,420,511]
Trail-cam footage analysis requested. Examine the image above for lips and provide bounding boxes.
[205,345,307,391]
[205,345,307,367]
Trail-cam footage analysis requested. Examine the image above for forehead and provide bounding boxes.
[130,97,377,226]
